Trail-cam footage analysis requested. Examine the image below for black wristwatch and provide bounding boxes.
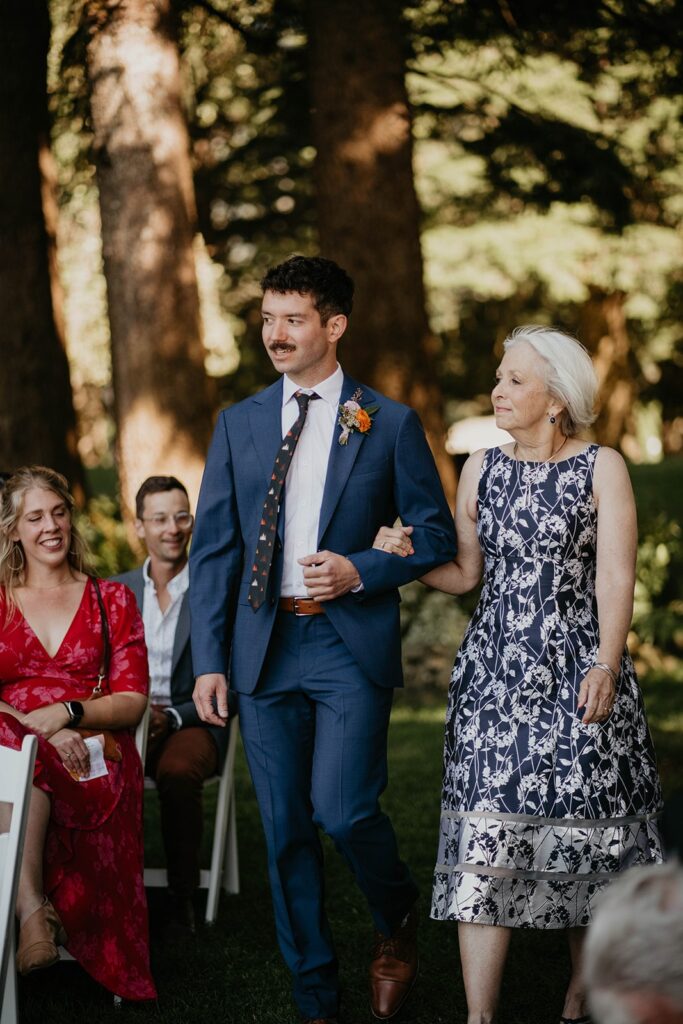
[63,700,85,727]
[163,707,181,732]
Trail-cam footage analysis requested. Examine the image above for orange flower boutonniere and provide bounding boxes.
[337,390,379,445]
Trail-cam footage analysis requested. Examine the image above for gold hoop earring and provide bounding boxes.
[8,543,25,574]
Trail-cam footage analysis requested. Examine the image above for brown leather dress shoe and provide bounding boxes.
[369,904,419,1019]
[16,898,67,975]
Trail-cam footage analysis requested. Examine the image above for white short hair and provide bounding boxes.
[504,325,598,436]
[583,862,683,1024]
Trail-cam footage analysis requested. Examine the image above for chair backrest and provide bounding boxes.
[134,702,150,766]
[0,736,38,1000]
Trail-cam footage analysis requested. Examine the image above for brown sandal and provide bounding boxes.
[16,898,67,975]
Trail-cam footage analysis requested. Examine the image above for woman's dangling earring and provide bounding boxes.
[8,543,25,575]
[549,414,556,424]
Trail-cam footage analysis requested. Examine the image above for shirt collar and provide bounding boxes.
[168,561,190,598]
[282,363,344,410]
[142,557,190,598]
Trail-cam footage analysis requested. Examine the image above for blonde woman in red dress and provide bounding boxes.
[0,466,156,1001]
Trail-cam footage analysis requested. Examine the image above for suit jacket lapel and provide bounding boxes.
[128,568,145,608]
[248,379,287,546]
[171,592,190,678]
[248,378,284,480]
[317,374,371,544]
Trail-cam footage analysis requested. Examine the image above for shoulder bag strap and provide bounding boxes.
[91,577,111,697]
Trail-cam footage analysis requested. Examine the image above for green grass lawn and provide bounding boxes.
[17,663,682,1024]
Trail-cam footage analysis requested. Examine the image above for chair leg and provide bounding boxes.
[1,926,18,1024]
[205,762,231,925]
[222,790,239,896]
[204,718,240,923]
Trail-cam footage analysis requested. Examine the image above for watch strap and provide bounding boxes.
[63,701,84,727]
[164,707,182,731]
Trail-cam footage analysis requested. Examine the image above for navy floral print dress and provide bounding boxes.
[431,445,662,929]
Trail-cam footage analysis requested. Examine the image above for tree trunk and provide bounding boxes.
[84,0,216,517]
[307,0,456,504]
[578,288,637,449]
[0,0,84,498]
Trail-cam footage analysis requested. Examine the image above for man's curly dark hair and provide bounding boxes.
[260,255,354,324]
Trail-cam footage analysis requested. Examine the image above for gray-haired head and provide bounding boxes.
[583,861,683,1024]
[503,325,598,437]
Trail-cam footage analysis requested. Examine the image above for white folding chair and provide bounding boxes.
[135,709,240,923]
[0,735,38,1024]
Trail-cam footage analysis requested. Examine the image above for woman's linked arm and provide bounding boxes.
[373,449,485,595]
[578,447,637,724]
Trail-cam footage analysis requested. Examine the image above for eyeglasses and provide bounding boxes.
[139,512,194,529]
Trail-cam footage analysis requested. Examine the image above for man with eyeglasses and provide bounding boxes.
[114,475,231,934]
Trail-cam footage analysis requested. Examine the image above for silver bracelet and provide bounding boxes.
[593,662,618,685]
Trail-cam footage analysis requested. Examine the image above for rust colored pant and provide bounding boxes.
[145,726,218,896]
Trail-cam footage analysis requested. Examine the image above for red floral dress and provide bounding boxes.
[0,579,156,1001]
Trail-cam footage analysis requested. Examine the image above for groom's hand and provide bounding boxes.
[193,673,229,726]
[299,551,361,601]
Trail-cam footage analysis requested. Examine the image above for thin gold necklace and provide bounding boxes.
[514,436,569,507]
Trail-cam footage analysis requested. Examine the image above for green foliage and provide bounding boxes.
[409,20,683,427]
[629,458,683,653]
[76,496,136,578]
[633,514,683,651]
[47,0,683,457]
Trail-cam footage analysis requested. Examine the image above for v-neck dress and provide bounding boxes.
[430,445,662,929]
[0,578,156,1000]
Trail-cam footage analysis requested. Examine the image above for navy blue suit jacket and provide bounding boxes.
[189,373,457,694]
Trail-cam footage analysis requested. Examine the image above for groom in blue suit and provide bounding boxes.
[190,256,456,1023]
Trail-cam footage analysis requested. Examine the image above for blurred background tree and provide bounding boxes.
[0,0,84,498]
[82,0,217,518]
[307,0,457,499]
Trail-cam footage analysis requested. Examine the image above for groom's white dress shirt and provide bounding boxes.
[280,364,343,597]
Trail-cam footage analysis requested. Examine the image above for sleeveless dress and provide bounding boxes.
[430,445,662,929]
[0,579,156,999]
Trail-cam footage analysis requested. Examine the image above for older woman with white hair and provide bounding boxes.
[584,861,683,1024]
[375,325,663,1024]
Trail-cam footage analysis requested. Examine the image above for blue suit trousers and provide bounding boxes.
[238,612,418,1019]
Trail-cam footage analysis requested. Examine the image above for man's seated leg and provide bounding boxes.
[145,726,218,932]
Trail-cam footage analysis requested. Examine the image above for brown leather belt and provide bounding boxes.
[278,596,326,616]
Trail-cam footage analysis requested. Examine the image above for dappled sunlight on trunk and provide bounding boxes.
[85,0,216,517]
[309,0,456,503]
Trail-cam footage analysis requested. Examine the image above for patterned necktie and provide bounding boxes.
[248,390,318,610]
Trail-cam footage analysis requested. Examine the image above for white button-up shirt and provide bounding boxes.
[141,558,189,705]
[280,364,343,596]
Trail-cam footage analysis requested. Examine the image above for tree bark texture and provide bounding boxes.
[0,0,84,498]
[307,0,457,504]
[85,0,216,517]
[578,288,637,449]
